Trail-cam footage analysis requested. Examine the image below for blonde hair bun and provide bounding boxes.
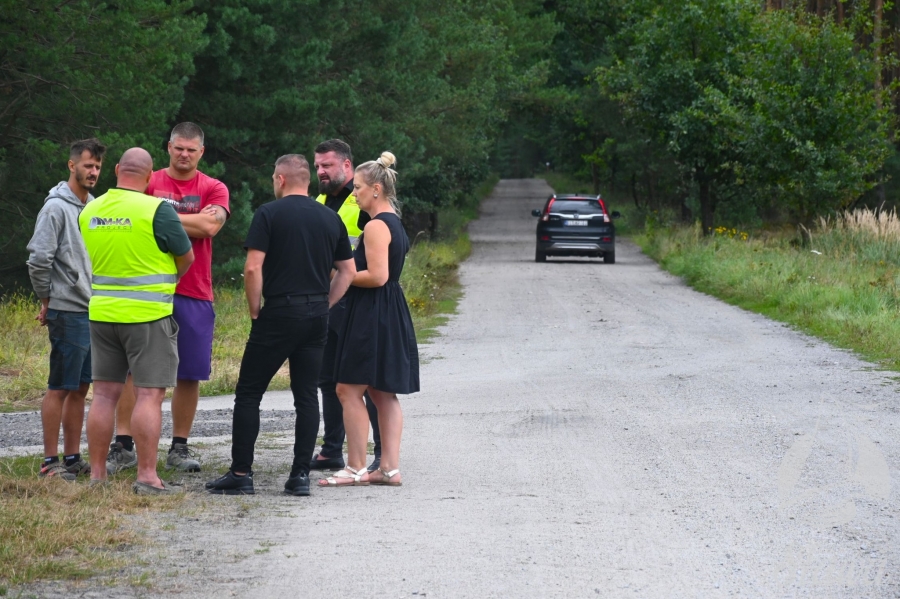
[377,151,396,169]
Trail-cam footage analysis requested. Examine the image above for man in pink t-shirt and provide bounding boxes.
[107,122,229,474]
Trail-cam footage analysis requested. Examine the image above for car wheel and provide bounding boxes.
[535,248,547,263]
[603,250,615,264]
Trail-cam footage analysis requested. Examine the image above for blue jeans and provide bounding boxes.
[46,309,91,390]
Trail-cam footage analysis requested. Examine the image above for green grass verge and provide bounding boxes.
[638,223,900,371]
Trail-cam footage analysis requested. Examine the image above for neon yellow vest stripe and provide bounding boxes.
[316,193,363,248]
[79,188,178,323]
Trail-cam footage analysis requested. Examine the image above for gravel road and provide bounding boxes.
[10,178,900,598]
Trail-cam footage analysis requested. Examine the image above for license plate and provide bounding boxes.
[564,220,588,226]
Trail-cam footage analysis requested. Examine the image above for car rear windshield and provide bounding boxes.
[550,199,606,215]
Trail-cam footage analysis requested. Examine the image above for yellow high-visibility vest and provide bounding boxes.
[316,193,363,249]
[79,188,177,323]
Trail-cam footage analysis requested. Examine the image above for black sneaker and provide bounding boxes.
[284,472,310,496]
[308,453,345,471]
[205,470,254,495]
[367,455,382,473]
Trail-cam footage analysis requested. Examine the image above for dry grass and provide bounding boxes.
[0,294,52,411]
[806,206,900,267]
[0,454,186,586]
[817,206,900,239]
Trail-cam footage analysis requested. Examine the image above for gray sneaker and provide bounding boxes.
[64,458,91,477]
[39,462,76,481]
[166,443,201,472]
[106,442,137,475]
[132,480,182,496]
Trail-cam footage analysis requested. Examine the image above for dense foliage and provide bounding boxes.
[0,0,554,287]
[1,0,898,290]
[0,1,206,286]
[499,0,898,232]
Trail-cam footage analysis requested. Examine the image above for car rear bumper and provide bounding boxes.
[538,239,615,255]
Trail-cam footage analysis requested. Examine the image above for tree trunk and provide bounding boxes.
[609,154,618,194]
[698,173,714,235]
[591,162,600,195]
[836,0,844,24]
[875,0,884,104]
[631,173,641,209]
[681,200,692,223]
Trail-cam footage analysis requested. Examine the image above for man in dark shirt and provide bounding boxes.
[206,154,355,497]
[310,139,381,474]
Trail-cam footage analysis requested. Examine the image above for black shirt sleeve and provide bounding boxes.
[334,216,353,261]
[244,205,271,252]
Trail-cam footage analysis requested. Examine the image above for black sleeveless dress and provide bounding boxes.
[333,212,420,394]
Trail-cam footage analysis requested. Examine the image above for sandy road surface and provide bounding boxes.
[17,179,900,598]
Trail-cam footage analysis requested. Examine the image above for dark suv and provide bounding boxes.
[531,194,620,263]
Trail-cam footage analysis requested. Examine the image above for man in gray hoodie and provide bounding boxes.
[26,138,106,480]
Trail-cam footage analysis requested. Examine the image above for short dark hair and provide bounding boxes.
[314,139,352,164]
[170,122,205,145]
[69,138,106,162]
[274,154,311,184]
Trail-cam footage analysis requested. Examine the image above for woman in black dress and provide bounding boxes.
[319,151,419,487]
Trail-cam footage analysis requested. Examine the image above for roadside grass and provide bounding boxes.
[638,208,900,370]
[0,453,185,587]
[402,235,471,343]
[0,294,51,412]
[199,285,253,397]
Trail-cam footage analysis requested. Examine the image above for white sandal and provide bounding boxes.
[370,468,402,486]
[318,466,369,487]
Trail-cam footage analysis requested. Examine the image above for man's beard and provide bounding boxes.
[76,171,97,189]
[317,171,346,196]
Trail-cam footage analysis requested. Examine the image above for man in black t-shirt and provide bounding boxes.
[206,154,355,497]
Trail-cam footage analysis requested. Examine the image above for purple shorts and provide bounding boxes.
[173,294,215,381]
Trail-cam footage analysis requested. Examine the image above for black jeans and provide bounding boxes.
[231,306,328,476]
[319,327,381,458]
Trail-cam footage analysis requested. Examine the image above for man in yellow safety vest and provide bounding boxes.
[79,148,195,495]
[309,139,381,473]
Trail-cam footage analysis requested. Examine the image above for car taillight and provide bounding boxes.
[540,235,550,241]
[599,198,610,222]
[602,237,611,242]
[542,198,554,221]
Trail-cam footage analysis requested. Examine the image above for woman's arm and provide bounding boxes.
[352,219,391,287]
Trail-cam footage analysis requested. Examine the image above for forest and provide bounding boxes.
[2,0,899,288]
